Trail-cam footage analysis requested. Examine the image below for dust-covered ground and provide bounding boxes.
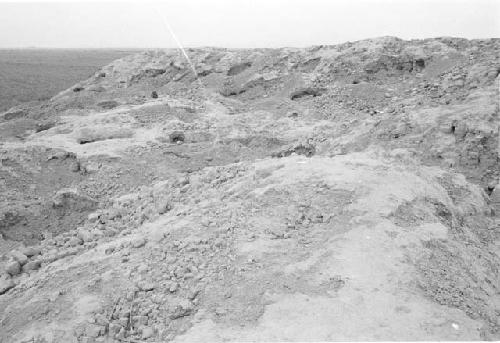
[0,37,499,342]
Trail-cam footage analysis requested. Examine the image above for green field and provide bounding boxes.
[0,49,140,112]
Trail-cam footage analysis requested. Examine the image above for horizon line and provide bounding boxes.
[1,36,499,50]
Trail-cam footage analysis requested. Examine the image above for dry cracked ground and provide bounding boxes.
[0,36,499,342]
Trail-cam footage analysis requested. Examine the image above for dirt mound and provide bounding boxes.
[0,37,499,342]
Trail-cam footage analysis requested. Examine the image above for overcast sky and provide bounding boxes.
[0,0,499,48]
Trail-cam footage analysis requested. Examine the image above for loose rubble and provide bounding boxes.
[0,36,499,342]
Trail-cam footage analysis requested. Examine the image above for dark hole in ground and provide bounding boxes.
[169,131,185,144]
[290,88,327,100]
[486,186,495,196]
[415,58,425,70]
[220,88,246,97]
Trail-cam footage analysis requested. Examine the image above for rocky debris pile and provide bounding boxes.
[1,246,42,295]
[271,141,316,158]
[0,37,499,342]
[1,152,499,341]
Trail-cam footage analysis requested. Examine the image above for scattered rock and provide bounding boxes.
[77,229,94,243]
[21,246,41,257]
[227,62,252,76]
[169,301,194,319]
[10,250,28,265]
[0,108,26,121]
[85,323,104,338]
[132,315,148,327]
[97,100,119,109]
[22,260,41,273]
[5,260,21,276]
[52,188,98,212]
[0,37,499,342]
[131,237,147,248]
[138,281,155,291]
[67,236,83,247]
[142,326,155,339]
[87,85,106,92]
[168,282,179,293]
[272,142,316,158]
[108,323,122,335]
[35,121,56,133]
[0,277,15,295]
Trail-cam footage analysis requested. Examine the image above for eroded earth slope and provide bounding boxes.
[0,37,499,342]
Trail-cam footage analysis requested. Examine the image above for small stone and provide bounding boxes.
[21,246,41,257]
[105,246,115,255]
[168,282,179,293]
[157,201,171,215]
[77,229,94,243]
[132,238,147,248]
[10,250,28,265]
[88,212,100,223]
[188,288,200,300]
[67,236,83,247]
[117,317,129,327]
[0,277,15,295]
[137,264,148,273]
[116,327,126,340]
[5,260,21,276]
[138,281,155,292]
[142,327,155,339]
[94,313,109,326]
[108,323,122,334]
[85,323,104,338]
[22,260,41,273]
[170,301,193,319]
[73,326,85,337]
[132,315,148,327]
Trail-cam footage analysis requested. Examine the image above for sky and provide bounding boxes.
[0,0,499,48]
